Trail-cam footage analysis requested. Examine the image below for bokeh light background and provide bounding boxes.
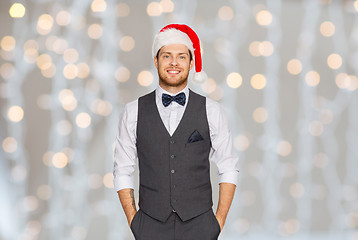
[1,0,358,239]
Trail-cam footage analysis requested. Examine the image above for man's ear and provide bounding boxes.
[189,59,194,71]
[154,56,158,69]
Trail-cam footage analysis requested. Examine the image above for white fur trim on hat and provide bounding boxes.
[152,28,195,58]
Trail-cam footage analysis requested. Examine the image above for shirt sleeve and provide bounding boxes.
[113,100,138,192]
[206,98,239,186]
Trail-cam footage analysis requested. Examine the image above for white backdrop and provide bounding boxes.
[0,0,358,239]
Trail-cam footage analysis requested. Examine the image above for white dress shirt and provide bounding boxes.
[113,85,239,192]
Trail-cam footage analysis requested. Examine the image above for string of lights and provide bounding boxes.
[0,0,357,240]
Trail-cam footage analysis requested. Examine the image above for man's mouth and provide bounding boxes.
[167,70,181,74]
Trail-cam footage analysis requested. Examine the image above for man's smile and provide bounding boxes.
[167,69,181,75]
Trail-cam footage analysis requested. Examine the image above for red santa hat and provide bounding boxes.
[152,24,208,82]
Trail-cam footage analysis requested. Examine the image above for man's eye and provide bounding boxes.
[179,56,185,59]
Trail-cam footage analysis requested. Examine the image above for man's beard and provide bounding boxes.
[157,66,189,88]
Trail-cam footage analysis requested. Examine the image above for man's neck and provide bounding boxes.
[159,82,188,94]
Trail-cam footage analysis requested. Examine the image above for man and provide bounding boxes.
[113,24,239,240]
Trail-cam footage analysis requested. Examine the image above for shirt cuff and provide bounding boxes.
[218,170,239,186]
[113,174,135,192]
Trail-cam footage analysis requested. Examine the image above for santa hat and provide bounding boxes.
[152,24,208,82]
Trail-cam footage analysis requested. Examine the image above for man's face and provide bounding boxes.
[154,44,194,92]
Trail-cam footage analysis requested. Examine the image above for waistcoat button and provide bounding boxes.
[171,170,175,174]
[171,155,175,159]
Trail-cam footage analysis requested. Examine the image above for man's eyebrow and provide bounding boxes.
[160,51,189,55]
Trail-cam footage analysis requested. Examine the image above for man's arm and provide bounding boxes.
[117,188,137,226]
[215,182,236,231]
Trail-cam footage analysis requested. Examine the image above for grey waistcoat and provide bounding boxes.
[136,89,213,222]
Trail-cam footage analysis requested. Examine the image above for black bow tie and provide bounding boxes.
[162,92,186,107]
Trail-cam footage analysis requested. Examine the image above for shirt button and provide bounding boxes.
[173,199,177,203]
[171,170,175,174]
[171,155,175,159]
[173,185,176,188]
[170,140,175,144]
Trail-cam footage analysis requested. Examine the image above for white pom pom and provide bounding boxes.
[192,71,208,83]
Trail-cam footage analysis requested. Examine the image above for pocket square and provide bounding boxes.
[187,130,204,143]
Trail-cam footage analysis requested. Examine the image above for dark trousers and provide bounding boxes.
[130,209,221,240]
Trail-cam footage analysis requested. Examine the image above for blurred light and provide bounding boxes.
[0,49,14,61]
[88,24,103,39]
[91,0,107,12]
[290,182,305,198]
[52,152,68,168]
[287,59,302,75]
[355,1,358,12]
[137,71,153,86]
[305,70,320,86]
[277,140,292,157]
[37,185,52,200]
[115,67,130,82]
[63,48,79,63]
[345,213,358,228]
[56,120,72,136]
[1,36,16,51]
[9,3,26,18]
[91,99,113,116]
[309,121,324,136]
[209,85,223,101]
[334,73,358,91]
[201,78,217,94]
[119,36,135,52]
[319,109,333,124]
[251,73,266,90]
[327,53,342,69]
[76,112,91,128]
[37,14,54,35]
[249,41,261,57]
[241,191,256,206]
[256,10,272,26]
[314,152,328,168]
[253,107,268,123]
[37,94,51,110]
[59,89,77,111]
[37,54,52,70]
[234,135,250,151]
[0,63,15,79]
[259,41,274,56]
[63,63,78,79]
[233,218,250,234]
[103,173,114,188]
[22,196,39,212]
[160,0,175,13]
[11,165,27,182]
[278,219,300,236]
[25,221,41,237]
[88,174,103,189]
[56,10,71,26]
[24,47,38,63]
[63,147,74,162]
[320,21,335,37]
[72,226,87,240]
[147,2,162,16]
[41,63,56,78]
[116,3,130,17]
[53,38,68,54]
[43,151,54,166]
[7,105,24,122]
[218,6,234,21]
[2,137,17,153]
[226,72,243,88]
[77,62,90,79]
[46,36,58,51]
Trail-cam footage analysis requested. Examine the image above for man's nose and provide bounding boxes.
[170,57,178,66]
